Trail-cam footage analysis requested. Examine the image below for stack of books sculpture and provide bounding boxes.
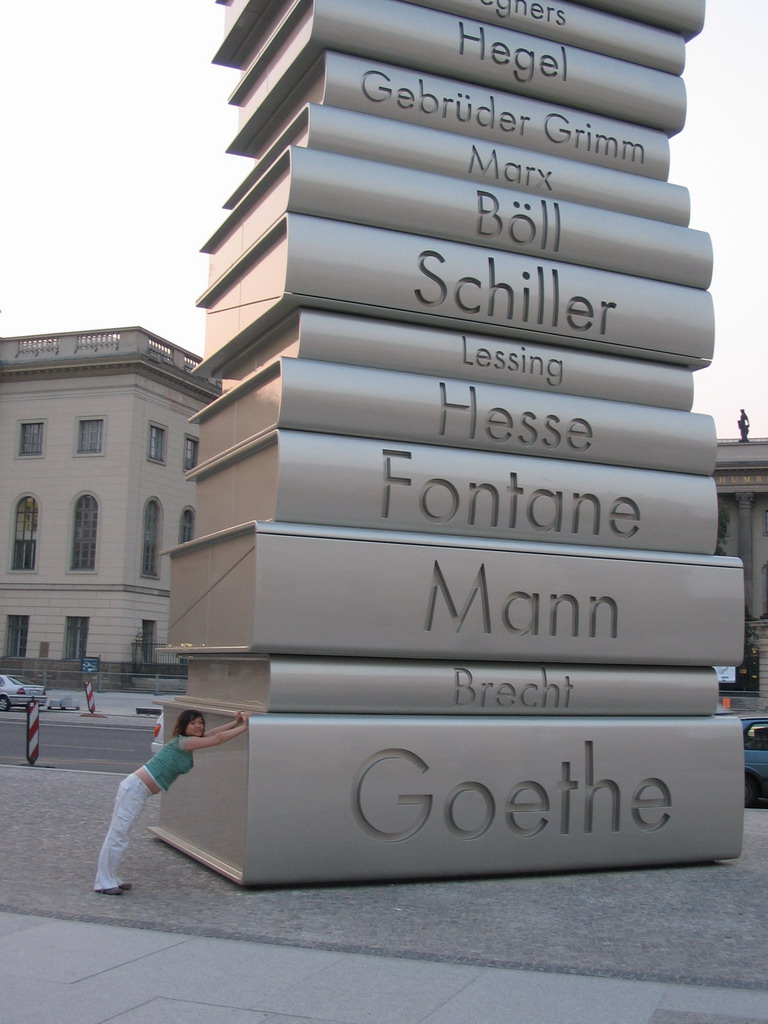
[158,0,745,884]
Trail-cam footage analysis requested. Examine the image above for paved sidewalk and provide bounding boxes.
[3,908,768,1024]
[43,687,171,720]
[2,750,768,1024]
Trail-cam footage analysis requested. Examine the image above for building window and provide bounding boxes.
[148,424,166,463]
[179,508,195,544]
[6,615,29,657]
[142,499,161,576]
[183,435,199,471]
[19,422,44,456]
[65,617,89,660]
[12,496,38,570]
[77,419,104,454]
[71,495,98,570]
[142,619,156,663]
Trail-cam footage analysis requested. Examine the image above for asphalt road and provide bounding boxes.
[0,714,152,773]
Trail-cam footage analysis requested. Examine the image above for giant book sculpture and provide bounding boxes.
[155,0,744,885]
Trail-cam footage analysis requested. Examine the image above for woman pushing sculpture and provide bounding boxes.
[94,708,248,895]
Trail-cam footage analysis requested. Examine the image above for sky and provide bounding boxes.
[1,0,766,439]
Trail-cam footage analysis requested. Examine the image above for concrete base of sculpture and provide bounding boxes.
[151,712,743,886]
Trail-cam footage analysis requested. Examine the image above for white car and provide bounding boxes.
[0,674,47,712]
[151,711,164,754]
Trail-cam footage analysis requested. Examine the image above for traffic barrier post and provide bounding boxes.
[83,678,96,714]
[26,700,39,766]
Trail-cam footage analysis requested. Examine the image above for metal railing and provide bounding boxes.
[130,641,187,676]
[718,690,768,713]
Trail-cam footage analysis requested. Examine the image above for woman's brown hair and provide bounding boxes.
[172,709,205,737]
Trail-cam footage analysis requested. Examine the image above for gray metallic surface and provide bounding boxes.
[214,0,687,74]
[153,714,743,885]
[200,309,697,410]
[193,429,718,554]
[292,217,715,356]
[214,147,712,286]
[167,522,744,666]
[214,0,274,67]
[232,53,672,181]
[184,655,719,717]
[405,0,686,73]
[199,357,716,474]
[235,0,687,133]
[253,104,693,225]
[292,310,697,406]
[572,0,705,39]
[200,216,715,367]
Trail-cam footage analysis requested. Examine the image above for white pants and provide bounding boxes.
[94,774,152,891]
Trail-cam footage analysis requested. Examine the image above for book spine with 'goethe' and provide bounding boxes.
[199,215,714,368]
[192,429,718,555]
[167,522,744,666]
[206,147,711,288]
[231,53,673,183]
[240,0,687,133]
[153,713,742,885]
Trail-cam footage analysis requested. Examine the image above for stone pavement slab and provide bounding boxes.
[2,912,768,1024]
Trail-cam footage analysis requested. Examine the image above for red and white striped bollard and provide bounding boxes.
[83,678,96,714]
[26,700,39,766]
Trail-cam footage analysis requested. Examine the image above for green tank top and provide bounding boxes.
[143,736,194,791]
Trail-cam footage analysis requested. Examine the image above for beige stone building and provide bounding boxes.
[715,435,768,691]
[0,327,219,684]
[716,437,768,619]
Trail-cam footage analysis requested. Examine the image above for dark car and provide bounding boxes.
[742,717,768,807]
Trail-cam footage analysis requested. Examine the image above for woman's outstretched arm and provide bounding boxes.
[182,712,249,751]
[205,711,249,737]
